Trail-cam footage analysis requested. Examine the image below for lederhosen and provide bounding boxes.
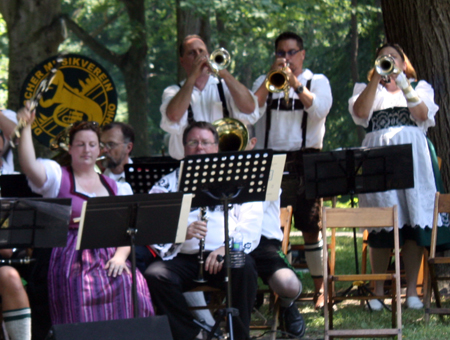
[264,79,321,232]
[183,81,230,124]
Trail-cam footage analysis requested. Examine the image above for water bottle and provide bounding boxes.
[230,229,245,268]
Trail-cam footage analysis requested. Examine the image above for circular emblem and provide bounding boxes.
[20,53,118,147]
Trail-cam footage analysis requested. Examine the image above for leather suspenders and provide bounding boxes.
[264,78,312,149]
[179,81,230,125]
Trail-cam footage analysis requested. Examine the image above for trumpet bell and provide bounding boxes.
[213,118,249,152]
[375,55,396,76]
[265,66,290,103]
[209,48,231,76]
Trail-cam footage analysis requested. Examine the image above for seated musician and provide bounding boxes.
[15,104,154,325]
[144,121,263,340]
[0,249,31,340]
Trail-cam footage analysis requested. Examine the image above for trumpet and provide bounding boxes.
[265,63,290,103]
[375,55,400,83]
[208,48,231,77]
[193,207,208,283]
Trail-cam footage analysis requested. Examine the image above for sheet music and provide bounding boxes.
[76,200,88,250]
[177,161,184,192]
[265,154,286,201]
[175,193,192,243]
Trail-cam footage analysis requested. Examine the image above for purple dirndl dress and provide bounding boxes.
[48,166,154,324]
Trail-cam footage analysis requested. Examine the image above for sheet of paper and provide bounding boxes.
[75,201,88,250]
[265,154,286,201]
[175,193,192,243]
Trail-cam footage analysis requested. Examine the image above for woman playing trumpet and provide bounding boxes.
[349,43,449,310]
[16,103,154,324]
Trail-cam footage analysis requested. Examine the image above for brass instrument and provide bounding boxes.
[10,55,63,148]
[194,207,208,283]
[208,48,231,77]
[265,63,290,103]
[375,55,400,83]
[213,117,249,152]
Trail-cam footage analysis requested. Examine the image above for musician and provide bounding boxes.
[349,43,445,310]
[0,109,18,174]
[160,34,261,160]
[100,122,134,184]
[245,126,305,337]
[0,249,31,340]
[16,104,154,324]
[144,121,263,340]
[252,32,333,309]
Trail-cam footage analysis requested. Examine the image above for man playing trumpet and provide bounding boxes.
[160,35,261,160]
[252,32,333,310]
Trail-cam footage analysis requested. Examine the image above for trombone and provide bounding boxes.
[208,48,231,77]
[265,63,290,103]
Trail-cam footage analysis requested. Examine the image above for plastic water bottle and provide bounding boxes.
[230,229,245,268]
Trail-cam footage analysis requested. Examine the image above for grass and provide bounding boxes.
[251,196,450,339]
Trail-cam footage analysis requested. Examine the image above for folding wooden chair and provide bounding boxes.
[251,205,293,340]
[323,206,402,339]
[424,192,450,321]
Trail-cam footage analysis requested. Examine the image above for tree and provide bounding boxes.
[62,0,150,156]
[0,0,65,110]
[381,0,450,191]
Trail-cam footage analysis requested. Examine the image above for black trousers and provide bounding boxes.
[145,253,258,340]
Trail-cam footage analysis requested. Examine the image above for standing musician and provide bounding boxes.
[160,34,261,160]
[144,121,263,340]
[252,32,333,310]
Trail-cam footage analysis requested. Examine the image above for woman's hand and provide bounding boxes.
[204,246,225,275]
[16,101,36,126]
[105,247,131,277]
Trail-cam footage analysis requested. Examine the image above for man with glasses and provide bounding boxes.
[160,35,261,160]
[144,121,263,340]
[100,122,134,185]
[252,32,333,311]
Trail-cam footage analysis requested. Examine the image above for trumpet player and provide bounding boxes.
[252,32,332,310]
[144,122,263,340]
[160,35,261,160]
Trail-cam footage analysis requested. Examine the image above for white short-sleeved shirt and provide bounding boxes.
[252,69,332,151]
[1,109,18,174]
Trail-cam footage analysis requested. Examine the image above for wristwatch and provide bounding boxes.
[294,85,304,95]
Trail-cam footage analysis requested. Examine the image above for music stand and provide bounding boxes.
[0,174,42,198]
[178,149,285,340]
[125,157,180,194]
[76,192,192,317]
[303,144,414,307]
[0,197,71,249]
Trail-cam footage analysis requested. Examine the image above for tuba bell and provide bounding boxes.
[213,117,249,152]
[208,48,231,76]
[265,63,290,103]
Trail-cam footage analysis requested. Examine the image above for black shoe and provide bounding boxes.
[279,303,305,338]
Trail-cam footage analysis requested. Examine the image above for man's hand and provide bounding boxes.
[188,54,210,82]
[204,246,225,275]
[186,221,207,240]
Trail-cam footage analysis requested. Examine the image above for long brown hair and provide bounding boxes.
[367,43,417,81]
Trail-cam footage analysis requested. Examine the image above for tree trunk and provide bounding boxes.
[381,0,450,192]
[176,0,210,82]
[0,0,65,111]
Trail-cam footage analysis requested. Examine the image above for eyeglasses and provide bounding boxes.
[101,141,127,150]
[186,140,217,148]
[275,49,302,58]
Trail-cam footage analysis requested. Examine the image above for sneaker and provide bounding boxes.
[279,303,305,338]
[406,296,423,309]
[367,299,383,311]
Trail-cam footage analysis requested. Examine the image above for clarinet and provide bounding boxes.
[193,207,208,283]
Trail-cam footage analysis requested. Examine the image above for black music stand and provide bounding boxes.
[0,197,71,249]
[125,157,180,194]
[178,149,285,340]
[0,174,42,198]
[303,144,414,308]
[76,192,192,318]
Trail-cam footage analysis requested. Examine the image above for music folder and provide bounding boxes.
[76,192,192,250]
